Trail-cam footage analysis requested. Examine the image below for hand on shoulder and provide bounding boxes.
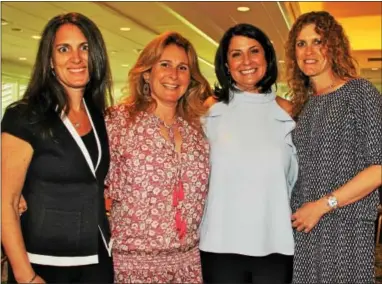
[276,96,294,117]
[203,96,218,109]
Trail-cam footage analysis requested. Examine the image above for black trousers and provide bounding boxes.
[8,233,113,283]
[200,250,293,284]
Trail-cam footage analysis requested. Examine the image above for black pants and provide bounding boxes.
[8,233,113,283]
[200,250,293,284]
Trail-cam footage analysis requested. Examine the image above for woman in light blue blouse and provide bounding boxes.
[200,23,297,284]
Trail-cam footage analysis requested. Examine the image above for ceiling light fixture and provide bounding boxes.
[120,27,131,31]
[278,60,285,63]
[19,57,27,61]
[1,19,8,26]
[237,6,250,12]
[371,67,379,71]
[121,64,129,68]
[31,35,41,40]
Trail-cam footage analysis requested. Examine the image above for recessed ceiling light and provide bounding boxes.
[278,60,285,63]
[1,19,8,26]
[120,27,131,31]
[371,68,379,71]
[237,6,250,12]
[19,57,27,61]
[110,50,117,54]
[121,64,129,68]
[133,49,142,54]
[31,35,41,40]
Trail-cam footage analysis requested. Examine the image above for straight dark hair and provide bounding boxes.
[7,12,113,136]
[214,23,278,103]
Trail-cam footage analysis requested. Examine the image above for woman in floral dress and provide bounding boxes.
[105,31,212,283]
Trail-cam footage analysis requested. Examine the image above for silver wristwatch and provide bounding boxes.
[326,194,338,210]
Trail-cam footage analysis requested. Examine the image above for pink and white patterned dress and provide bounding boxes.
[105,104,210,283]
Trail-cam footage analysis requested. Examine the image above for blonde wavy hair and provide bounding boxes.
[285,11,358,117]
[120,31,213,129]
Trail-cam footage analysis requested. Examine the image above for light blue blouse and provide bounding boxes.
[199,90,298,256]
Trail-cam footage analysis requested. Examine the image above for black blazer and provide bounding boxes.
[14,99,111,264]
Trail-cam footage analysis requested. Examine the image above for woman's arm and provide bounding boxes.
[292,165,382,233]
[330,165,381,207]
[1,133,44,283]
[292,80,382,233]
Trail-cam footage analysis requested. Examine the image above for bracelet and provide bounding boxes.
[28,272,37,283]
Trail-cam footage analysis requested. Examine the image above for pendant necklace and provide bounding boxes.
[159,116,187,240]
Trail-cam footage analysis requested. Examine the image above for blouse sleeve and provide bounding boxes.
[352,78,382,166]
[1,105,36,149]
[104,105,129,201]
[202,102,228,141]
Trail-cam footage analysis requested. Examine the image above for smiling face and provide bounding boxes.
[226,35,267,93]
[143,44,191,107]
[51,23,89,94]
[295,24,332,78]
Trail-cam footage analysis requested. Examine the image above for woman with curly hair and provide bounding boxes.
[285,11,382,283]
[105,31,212,283]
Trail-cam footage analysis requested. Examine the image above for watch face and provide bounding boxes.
[328,196,338,208]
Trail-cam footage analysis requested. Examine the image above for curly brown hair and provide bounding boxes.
[120,31,212,129]
[285,11,358,117]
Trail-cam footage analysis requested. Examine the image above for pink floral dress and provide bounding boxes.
[105,104,210,283]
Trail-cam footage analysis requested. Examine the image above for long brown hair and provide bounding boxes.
[7,12,113,138]
[285,11,358,117]
[120,31,212,128]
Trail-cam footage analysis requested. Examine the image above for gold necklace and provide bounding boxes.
[68,111,85,128]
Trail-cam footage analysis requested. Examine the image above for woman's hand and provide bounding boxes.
[18,195,27,215]
[291,198,330,233]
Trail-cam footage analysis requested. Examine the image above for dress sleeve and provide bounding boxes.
[352,79,382,166]
[104,105,129,201]
[1,105,36,149]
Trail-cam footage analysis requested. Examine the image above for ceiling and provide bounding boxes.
[1,1,381,99]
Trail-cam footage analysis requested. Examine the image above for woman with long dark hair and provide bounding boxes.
[1,12,114,283]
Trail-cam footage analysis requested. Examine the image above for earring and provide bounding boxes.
[143,81,150,96]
